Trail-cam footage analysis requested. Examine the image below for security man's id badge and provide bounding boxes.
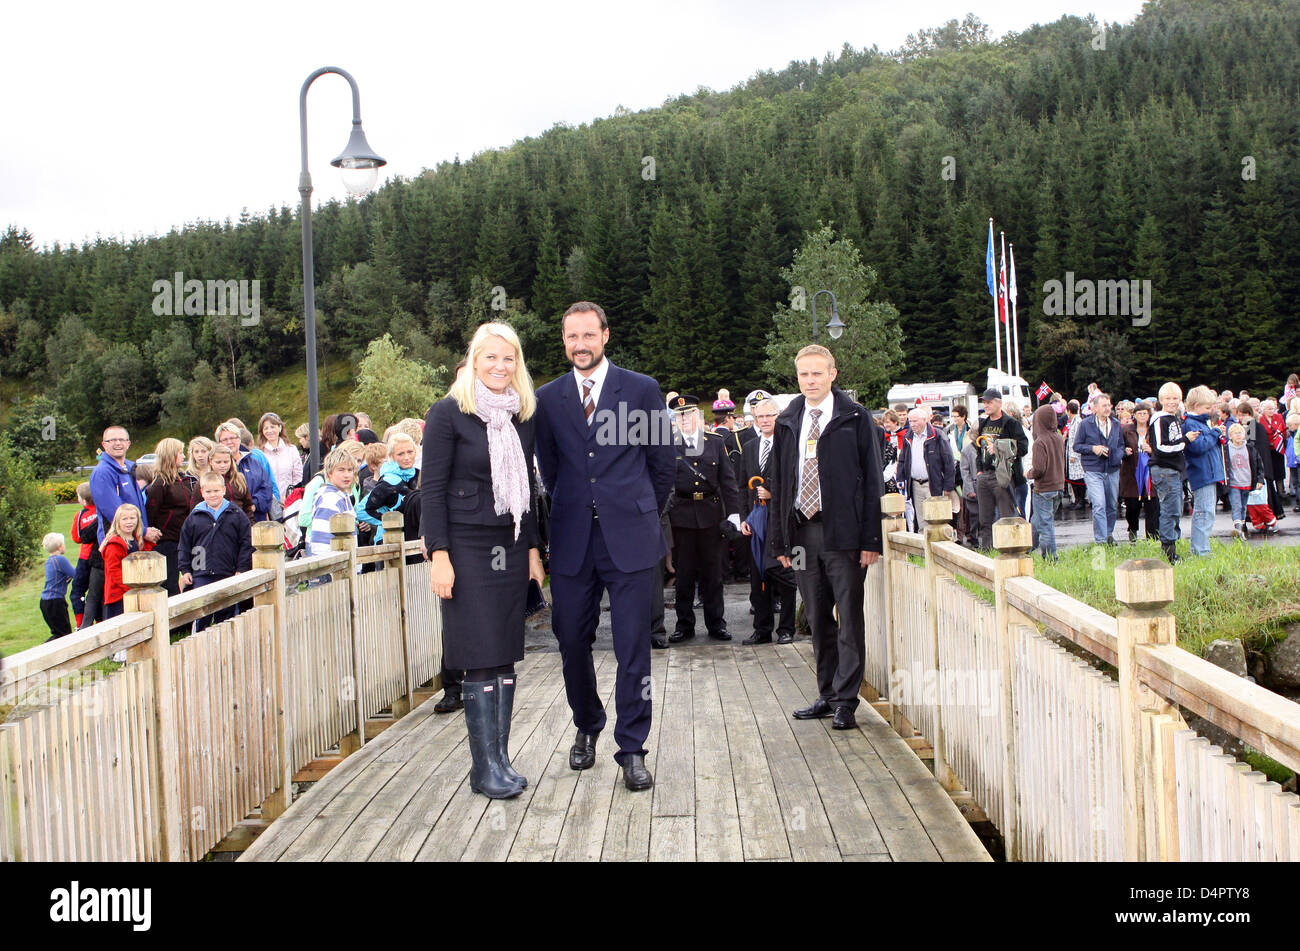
[804,437,818,460]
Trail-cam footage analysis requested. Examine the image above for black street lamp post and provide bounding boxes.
[299,66,386,475]
[810,288,845,344]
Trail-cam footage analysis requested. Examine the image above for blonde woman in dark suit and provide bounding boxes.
[421,323,545,799]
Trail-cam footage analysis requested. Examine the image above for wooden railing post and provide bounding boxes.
[1115,558,1177,862]
[879,492,906,734]
[251,520,292,820]
[921,495,958,791]
[332,512,366,750]
[122,550,183,862]
[384,511,415,717]
[991,515,1034,863]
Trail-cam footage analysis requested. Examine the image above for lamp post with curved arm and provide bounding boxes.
[299,66,386,474]
[810,288,845,344]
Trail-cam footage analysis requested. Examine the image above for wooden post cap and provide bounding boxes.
[992,516,1033,554]
[881,492,905,516]
[329,512,357,534]
[121,550,167,587]
[922,495,953,523]
[1114,559,1174,609]
[381,511,404,531]
[252,520,285,549]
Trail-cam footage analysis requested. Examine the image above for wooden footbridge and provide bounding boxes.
[4,498,1300,862]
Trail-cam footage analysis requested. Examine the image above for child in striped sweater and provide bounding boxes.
[308,446,360,557]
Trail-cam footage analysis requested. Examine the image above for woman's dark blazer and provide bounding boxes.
[420,395,541,553]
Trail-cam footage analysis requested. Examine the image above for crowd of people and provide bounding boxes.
[31,303,1298,801]
[38,410,430,643]
[874,379,1299,563]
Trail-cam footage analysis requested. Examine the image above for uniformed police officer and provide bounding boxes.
[667,395,741,642]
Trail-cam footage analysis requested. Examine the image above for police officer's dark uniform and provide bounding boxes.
[667,395,740,642]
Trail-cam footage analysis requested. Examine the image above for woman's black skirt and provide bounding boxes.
[439,521,528,670]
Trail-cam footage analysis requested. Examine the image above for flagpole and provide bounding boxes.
[1009,242,1020,379]
[1000,230,1012,377]
[989,218,1001,374]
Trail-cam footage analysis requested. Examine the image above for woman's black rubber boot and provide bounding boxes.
[463,681,524,799]
[497,674,528,789]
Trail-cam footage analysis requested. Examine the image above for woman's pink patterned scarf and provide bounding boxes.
[474,377,530,540]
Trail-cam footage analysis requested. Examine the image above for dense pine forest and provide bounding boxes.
[1,0,1298,448]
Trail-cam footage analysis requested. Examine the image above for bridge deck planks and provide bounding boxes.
[241,643,989,862]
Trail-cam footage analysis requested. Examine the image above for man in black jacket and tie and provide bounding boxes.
[740,396,797,644]
[769,345,885,730]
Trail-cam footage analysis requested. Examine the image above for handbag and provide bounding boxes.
[1246,484,1269,507]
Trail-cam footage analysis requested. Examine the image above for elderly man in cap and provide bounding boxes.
[974,387,1029,550]
[667,395,741,643]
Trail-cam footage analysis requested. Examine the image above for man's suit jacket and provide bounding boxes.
[768,388,885,556]
[535,361,675,574]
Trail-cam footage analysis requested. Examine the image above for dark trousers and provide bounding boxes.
[154,540,180,597]
[550,519,655,764]
[191,574,237,632]
[70,557,91,619]
[650,556,667,639]
[41,598,72,638]
[728,534,752,582]
[80,548,105,630]
[792,519,867,710]
[672,525,726,637]
[1124,496,1159,538]
[976,472,1016,550]
[440,663,462,695]
[750,561,796,639]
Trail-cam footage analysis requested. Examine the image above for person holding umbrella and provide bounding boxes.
[740,397,797,644]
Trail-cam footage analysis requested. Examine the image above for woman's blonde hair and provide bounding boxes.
[185,436,216,478]
[103,503,145,550]
[154,437,185,485]
[384,418,424,446]
[208,444,247,498]
[214,420,242,443]
[448,322,535,421]
[386,432,418,457]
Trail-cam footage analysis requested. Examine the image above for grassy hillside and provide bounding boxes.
[0,503,80,657]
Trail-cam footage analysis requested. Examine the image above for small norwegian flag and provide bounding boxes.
[1036,382,1052,401]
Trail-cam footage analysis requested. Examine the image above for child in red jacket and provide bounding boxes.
[101,503,154,621]
[70,482,98,627]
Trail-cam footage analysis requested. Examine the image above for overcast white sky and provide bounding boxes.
[2,0,1148,248]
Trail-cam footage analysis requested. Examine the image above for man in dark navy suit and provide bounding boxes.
[534,302,675,791]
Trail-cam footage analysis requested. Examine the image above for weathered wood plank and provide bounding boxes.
[714,645,791,861]
[691,652,743,862]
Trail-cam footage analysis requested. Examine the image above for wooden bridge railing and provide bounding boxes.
[867,492,1300,861]
[0,511,442,862]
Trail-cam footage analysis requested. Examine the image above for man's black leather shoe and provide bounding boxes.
[622,754,653,791]
[708,629,732,641]
[668,630,694,643]
[651,634,669,649]
[832,706,857,730]
[776,632,794,644]
[742,633,772,645]
[792,698,834,720]
[569,731,597,770]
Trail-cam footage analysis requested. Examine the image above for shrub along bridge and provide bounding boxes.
[2,498,1299,862]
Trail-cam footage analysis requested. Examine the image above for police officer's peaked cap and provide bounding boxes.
[671,394,701,412]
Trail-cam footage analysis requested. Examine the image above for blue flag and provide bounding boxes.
[986,219,996,298]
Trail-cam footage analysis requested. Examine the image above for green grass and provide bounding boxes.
[0,503,81,658]
[1033,538,1300,658]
